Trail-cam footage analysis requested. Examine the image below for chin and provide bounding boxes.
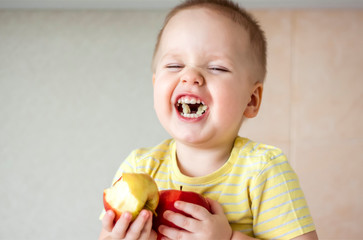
[173,132,214,147]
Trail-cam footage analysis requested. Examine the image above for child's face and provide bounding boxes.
[153,7,262,148]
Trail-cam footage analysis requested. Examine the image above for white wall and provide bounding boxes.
[0,10,169,239]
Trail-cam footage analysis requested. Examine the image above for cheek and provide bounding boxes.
[153,79,174,112]
[153,85,165,113]
[215,84,240,106]
[213,85,247,119]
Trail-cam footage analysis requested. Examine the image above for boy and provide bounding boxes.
[99,0,318,239]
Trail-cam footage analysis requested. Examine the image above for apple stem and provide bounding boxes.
[180,186,183,191]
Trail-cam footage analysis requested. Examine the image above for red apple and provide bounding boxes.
[103,172,159,222]
[153,187,211,239]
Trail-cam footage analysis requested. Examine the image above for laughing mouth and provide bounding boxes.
[176,96,208,119]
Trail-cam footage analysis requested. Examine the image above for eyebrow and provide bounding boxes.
[159,52,183,62]
[160,51,236,64]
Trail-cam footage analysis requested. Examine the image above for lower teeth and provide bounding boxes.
[181,113,203,118]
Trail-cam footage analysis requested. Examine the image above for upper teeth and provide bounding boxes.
[177,96,204,105]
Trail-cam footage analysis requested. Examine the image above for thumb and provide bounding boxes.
[206,198,225,215]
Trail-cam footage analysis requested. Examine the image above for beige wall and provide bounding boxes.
[243,10,363,239]
[0,9,362,240]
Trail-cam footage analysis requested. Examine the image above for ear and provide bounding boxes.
[152,74,155,85]
[244,82,263,118]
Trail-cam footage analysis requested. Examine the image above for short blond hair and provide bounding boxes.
[152,0,267,82]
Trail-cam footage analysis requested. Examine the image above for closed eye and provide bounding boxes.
[166,64,184,70]
[209,66,229,73]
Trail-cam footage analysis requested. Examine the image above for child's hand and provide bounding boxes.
[158,198,232,240]
[100,209,157,240]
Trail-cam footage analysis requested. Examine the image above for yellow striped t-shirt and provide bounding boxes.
[106,137,315,239]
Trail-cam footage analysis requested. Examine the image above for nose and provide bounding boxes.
[180,68,204,86]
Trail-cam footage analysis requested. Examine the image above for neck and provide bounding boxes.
[175,139,235,177]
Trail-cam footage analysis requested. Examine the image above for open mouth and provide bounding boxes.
[175,96,208,119]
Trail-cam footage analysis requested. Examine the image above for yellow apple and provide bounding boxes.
[103,172,159,222]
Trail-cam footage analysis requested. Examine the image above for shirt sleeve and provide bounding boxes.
[249,150,316,239]
[110,151,138,184]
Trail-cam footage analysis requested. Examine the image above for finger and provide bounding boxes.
[124,209,150,239]
[206,198,225,215]
[149,229,157,240]
[102,210,115,232]
[158,224,190,240]
[174,201,211,220]
[111,211,133,239]
[163,210,199,233]
[138,211,153,240]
